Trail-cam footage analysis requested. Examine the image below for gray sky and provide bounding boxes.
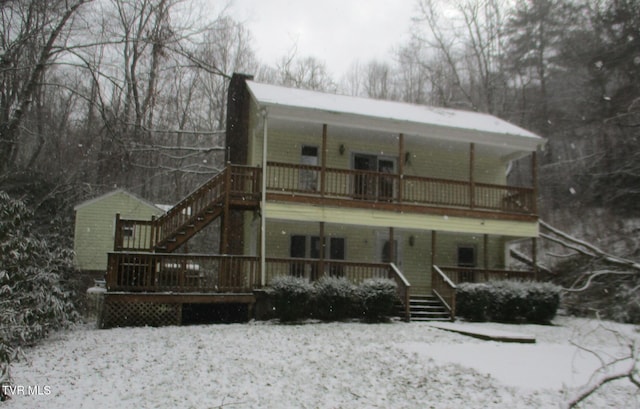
[226,0,417,77]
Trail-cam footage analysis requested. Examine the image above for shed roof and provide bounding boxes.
[246,80,544,152]
[73,188,165,213]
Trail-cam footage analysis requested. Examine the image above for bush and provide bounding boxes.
[0,192,79,399]
[269,275,314,322]
[456,280,561,324]
[356,278,398,322]
[314,276,356,321]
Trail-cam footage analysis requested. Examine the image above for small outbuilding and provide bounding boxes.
[73,189,165,273]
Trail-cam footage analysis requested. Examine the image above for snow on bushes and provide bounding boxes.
[268,276,398,323]
[269,276,314,322]
[314,276,356,321]
[0,192,79,399]
[456,280,561,324]
[356,278,398,322]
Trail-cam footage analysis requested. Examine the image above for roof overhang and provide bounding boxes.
[246,80,545,158]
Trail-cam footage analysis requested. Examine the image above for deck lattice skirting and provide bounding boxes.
[101,299,181,328]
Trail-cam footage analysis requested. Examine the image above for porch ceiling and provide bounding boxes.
[265,202,539,238]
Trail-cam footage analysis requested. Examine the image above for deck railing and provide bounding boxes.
[106,253,411,311]
[113,165,261,252]
[389,263,411,321]
[437,266,536,284]
[106,252,261,292]
[432,265,457,319]
[432,265,537,320]
[266,161,535,215]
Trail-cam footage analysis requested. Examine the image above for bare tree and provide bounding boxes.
[0,0,92,176]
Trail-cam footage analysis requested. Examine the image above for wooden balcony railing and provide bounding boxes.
[266,161,535,215]
[106,253,412,313]
[114,165,261,252]
[106,252,261,293]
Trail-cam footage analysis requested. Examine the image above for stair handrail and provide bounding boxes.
[389,263,411,322]
[154,166,229,245]
[432,264,457,320]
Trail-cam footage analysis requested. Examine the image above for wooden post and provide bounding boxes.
[389,227,395,264]
[483,234,489,282]
[220,164,231,254]
[469,143,475,209]
[531,151,538,214]
[431,230,437,267]
[398,133,404,203]
[114,213,121,251]
[321,124,327,197]
[532,237,538,280]
[319,221,325,280]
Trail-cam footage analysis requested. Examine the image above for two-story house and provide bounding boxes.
[101,73,544,327]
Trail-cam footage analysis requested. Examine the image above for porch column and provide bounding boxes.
[319,221,325,280]
[321,124,327,197]
[431,230,437,267]
[483,234,489,282]
[469,143,475,209]
[483,234,489,270]
[388,227,395,264]
[532,237,538,280]
[531,151,538,214]
[260,109,268,286]
[398,133,404,203]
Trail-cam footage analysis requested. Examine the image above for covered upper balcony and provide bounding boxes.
[232,78,545,221]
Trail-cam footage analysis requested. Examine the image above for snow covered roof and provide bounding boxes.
[246,80,544,152]
[73,188,165,213]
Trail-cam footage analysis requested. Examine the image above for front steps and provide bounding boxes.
[400,294,452,322]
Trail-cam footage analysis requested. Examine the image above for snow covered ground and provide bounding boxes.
[4,317,639,409]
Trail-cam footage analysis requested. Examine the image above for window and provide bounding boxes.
[457,245,476,267]
[289,235,346,278]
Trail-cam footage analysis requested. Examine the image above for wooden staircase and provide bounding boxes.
[114,165,261,253]
[399,294,452,322]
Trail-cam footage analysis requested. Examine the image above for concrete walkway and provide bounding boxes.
[427,322,536,343]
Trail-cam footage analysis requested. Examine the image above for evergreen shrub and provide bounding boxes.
[314,276,356,321]
[269,275,314,322]
[456,280,561,324]
[356,278,398,322]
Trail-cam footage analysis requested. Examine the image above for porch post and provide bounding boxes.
[531,151,538,214]
[319,221,325,280]
[260,109,268,287]
[321,124,327,197]
[431,230,437,267]
[469,143,475,209]
[398,133,404,203]
[532,237,538,280]
[483,234,489,282]
[389,227,395,264]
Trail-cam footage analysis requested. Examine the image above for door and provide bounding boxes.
[299,146,319,191]
[378,159,395,201]
[290,235,306,276]
[329,237,345,277]
[457,245,476,283]
[353,154,377,199]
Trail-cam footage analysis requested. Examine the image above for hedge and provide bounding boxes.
[267,276,398,323]
[456,280,561,324]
